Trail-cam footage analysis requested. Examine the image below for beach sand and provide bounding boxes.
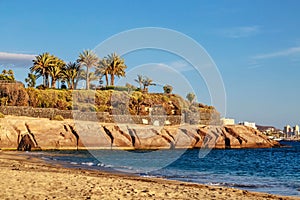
[0,151,298,200]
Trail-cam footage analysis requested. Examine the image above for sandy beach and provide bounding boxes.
[0,151,298,200]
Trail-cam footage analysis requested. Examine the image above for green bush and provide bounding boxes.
[0,82,29,106]
[161,95,169,102]
[100,86,129,91]
[50,115,64,121]
[26,88,73,109]
[0,112,5,118]
[97,105,110,112]
[163,85,173,94]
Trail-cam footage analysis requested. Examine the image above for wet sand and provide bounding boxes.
[0,151,298,200]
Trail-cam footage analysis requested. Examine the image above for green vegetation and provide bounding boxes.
[25,73,37,88]
[101,86,130,91]
[61,62,80,90]
[0,82,28,106]
[0,49,220,123]
[0,112,5,118]
[30,53,66,89]
[96,57,110,86]
[105,53,127,86]
[28,50,128,91]
[26,88,72,109]
[0,79,219,122]
[77,50,100,90]
[142,76,155,91]
[163,85,173,94]
[186,92,196,103]
[134,75,156,92]
[0,70,15,82]
[134,75,143,90]
[50,115,64,121]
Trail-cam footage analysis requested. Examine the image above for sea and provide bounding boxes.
[27,141,300,197]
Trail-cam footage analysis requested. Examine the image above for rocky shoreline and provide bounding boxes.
[0,115,280,151]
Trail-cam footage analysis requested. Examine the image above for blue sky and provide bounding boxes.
[0,0,300,128]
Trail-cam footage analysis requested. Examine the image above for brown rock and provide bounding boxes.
[0,116,280,150]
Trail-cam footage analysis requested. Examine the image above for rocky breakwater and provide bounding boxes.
[0,116,280,150]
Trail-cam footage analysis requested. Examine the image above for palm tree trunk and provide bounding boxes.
[86,66,89,90]
[46,74,50,88]
[74,80,78,90]
[69,80,73,90]
[110,74,114,86]
[51,78,56,89]
[43,74,46,87]
[105,72,109,86]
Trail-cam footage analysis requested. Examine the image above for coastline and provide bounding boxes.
[0,115,280,151]
[0,151,298,200]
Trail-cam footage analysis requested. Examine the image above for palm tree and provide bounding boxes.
[0,69,15,81]
[48,58,65,89]
[25,73,36,88]
[62,62,81,89]
[95,58,109,86]
[107,53,127,86]
[7,70,15,81]
[30,53,55,88]
[78,70,98,89]
[142,76,156,92]
[77,50,99,90]
[134,75,143,89]
[186,92,196,103]
[48,65,62,88]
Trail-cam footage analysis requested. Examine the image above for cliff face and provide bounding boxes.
[0,116,280,150]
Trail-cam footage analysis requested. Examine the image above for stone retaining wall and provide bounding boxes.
[0,106,220,125]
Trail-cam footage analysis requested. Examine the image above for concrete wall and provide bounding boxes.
[221,118,235,125]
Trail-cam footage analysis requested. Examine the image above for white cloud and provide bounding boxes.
[0,52,36,68]
[253,47,300,60]
[220,26,261,38]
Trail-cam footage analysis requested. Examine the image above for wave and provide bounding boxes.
[28,147,300,197]
[207,182,269,189]
[81,162,95,166]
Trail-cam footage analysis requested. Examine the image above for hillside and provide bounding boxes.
[0,83,220,125]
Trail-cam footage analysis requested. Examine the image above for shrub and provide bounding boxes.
[0,82,29,106]
[0,112,5,118]
[161,95,169,102]
[100,86,129,91]
[50,115,64,121]
[0,97,8,106]
[97,105,110,112]
[163,85,173,94]
[36,84,47,89]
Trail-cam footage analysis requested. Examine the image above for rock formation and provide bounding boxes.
[0,116,280,151]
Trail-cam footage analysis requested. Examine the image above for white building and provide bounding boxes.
[220,118,235,125]
[283,125,292,134]
[239,121,257,129]
[294,125,299,135]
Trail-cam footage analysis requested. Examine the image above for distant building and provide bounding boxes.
[221,118,235,125]
[239,121,257,129]
[256,125,276,134]
[294,125,299,135]
[283,125,292,134]
[283,125,294,138]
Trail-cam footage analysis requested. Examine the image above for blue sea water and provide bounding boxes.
[31,141,300,197]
